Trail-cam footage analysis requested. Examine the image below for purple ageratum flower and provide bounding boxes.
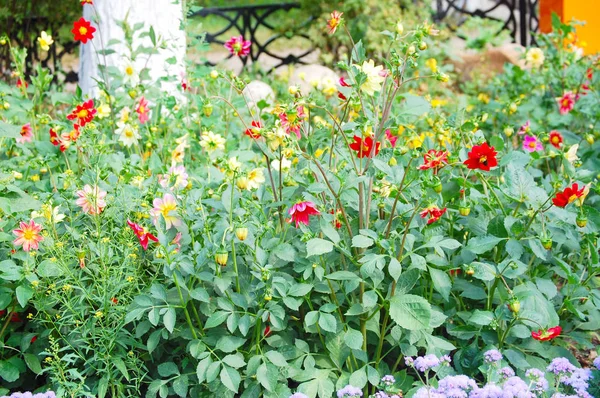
[470,384,505,398]
[594,357,600,370]
[381,375,395,386]
[503,376,535,398]
[336,385,362,398]
[523,135,543,152]
[437,375,478,395]
[4,393,56,398]
[440,354,452,365]
[547,357,577,375]
[374,392,389,398]
[525,368,549,392]
[499,367,516,379]
[412,387,446,398]
[289,393,309,398]
[562,368,592,394]
[413,354,440,372]
[404,356,414,367]
[484,349,503,364]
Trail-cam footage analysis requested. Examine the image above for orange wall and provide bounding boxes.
[540,0,600,54]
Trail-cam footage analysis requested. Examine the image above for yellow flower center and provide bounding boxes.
[79,27,88,35]
[551,136,559,144]
[139,106,145,113]
[529,141,536,148]
[125,66,134,76]
[568,194,579,204]
[160,203,176,218]
[23,229,35,240]
[78,109,89,118]
[562,98,570,107]
[125,129,134,138]
[479,156,487,164]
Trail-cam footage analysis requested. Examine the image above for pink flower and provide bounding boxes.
[159,164,189,190]
[385,129,398,147]
[523,135,543,152]
[280,106,306,139]
[224,35,251,57]
[75,184,107,215]
[518,120,530,135]
[13,220,43,252]
[136,96,150,124]
[150,193,181,229]
[558,91,576,115]
[326,11,343,35]
[127,219,158,250]
[17,123,33,144]
[288,201,320,227]
[171,232,182,253]
[339,77,351,87]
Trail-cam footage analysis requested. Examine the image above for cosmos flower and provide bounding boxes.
[326,11,343,35]
[532,325,562,341]
[37,31,54,51]
[136,96,150,124]
[525,47,544,68]
[67,99,96,127]
[557,91,576,115]
[150,193,181,229]
[552,183,585,208]
[349,135,380,158]
[523,135,543,152]
[549,130,563,148]
[13,220,44,252]
[357,59,385,96]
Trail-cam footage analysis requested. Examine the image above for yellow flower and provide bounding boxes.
[199,131,226,152]
[247,168,265,190]
[95,311,104,318]
[525,48,544,68]
[565,144,579,164]
[477,93,490,104]
[357,59,385,96]
[37,31,54,51]
[227,157,242,173]
[425,58,438,73]
[576,183,592,207]
[97,103,111,119]
[430,98,447,108]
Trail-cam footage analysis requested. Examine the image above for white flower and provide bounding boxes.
[228,157,242,172]
[97,103,111,119]
[199,131,226,152]
[32,204,65,224]
[271,157,291,172]
[116,123,141,147]
[525,48,545,68]
[357,59,385,96]
[117,106,132,125]
[565,144,579,164]
[121,59,139,85]
[247,168,265,190]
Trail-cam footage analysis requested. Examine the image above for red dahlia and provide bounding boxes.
[418,149,448,171]
[67,99,96,127]
[552,183,585,208]
[349,135,380,158]
[420,205,447,225]
[244,120,262,139]
[549,131,563,148]
[72,17,96,43]
[531,325,561,341]
[463,142,498,171]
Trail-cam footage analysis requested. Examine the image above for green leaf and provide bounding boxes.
[265,350,288,367]
[320,218,340,244]
[190,287,210,303]
[197,357,213,383]
[113,357,130,381]
[15,285,33,308]
[428,267,452,302]
[37,260,63,277]
[0,360,19,382]
[469,310,494,326]
[163,308,176,333]
[394,268,420,294]
[273,243,296,262]
[389,294,431,330]
[173,375,189,397]
[222,353,246,369]
[388,257,402,281]
[471,262,497,281]
[352,235,374,248]
[504,349,530,369]
[400,94,431,116]
[318,313,337,333]
[288,283,313,297]
[306,238,334,257]
[466,236,504,254]
[257,363,277,391]
[343,328,364,350]
[220,365,241,393]
[158,362,179,377]
[0,121,20,139]
[216,336,246,353]
[24,354,41,375]
[204,311,229,329]
[504,163,535,201]
[326,271,360,281]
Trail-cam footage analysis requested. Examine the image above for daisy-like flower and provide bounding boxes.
[227,157,242,173]
[117,106,131,124]
[150,193,181,229]
[531,325,561,341]
[136,96,150,124]
[121,59,139,85]
[50,125,81,152]
[37,31,54,51]
[13,220,44,252]
[116,123,141,147]
[224,35,251,57]
[525,47,544,68]
[523,135,543,152]
[557,91,576,115]
[171,141,187,163]
[67,99,96,127]
[326,11,343,35]
[96,103,111,119]
[271,157,292,172]
[72,17,96,43]
[31,203,66,224]
[159,164,189,190]
[127,220,158,250]
[199,131,226,152]
[288,201,320,227]
[425,58,438,73]
[279,106,306,139]
[418,149,448,171]
[350,135,381,158]
[247,168,265,190]
[357,59,385,96]
[549,130,563,148]
[552,183,585,208]
[463,142,498,171]
[17,123,33,144]
[518,120,531,135]
[420,205,447,225]
[565,144,579,164]
[75,185,107,215]
[244,120,262,139]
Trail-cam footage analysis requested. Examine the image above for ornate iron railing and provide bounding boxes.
[431,0,539,46]
[188,3,316,70]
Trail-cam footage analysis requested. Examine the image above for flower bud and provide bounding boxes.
[507,300,520,314]
[396,22,404,35]
[128,89,137,99]
[3,102,10,110]
[0,38,6,46]
[504,127,513,137]
[407,45,416,55]
[418,41,427,51]
[235,227,248,241]
[576,214,587,228]
[210,70,219,79]
[433,180,442,194]
[388,157,397,166]
[465,266,475,276]
[215,250,228,266]
[585,134,594,145]
[459,206,471,216]
[508,103,517,114]
[540,237,553,250]
[203,103,213,117]
[288,86,299,95]
[481,113,488,123]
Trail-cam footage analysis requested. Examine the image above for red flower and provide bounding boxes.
[288,201,320,228]
[30,335,38,344]
[72,17,96,43]
[552,183,585,208]
[224,35,251,57]
[587,67,593,80]
[50,125,81,152]
[110,297,118,305]
[244,120,262,139]
[418,149,448,171]
[329,209,342,229]
[420,205,447,225]
[549,131,563,148]
[81,0,93,4]
[385,129,398,148]
[326,11,343,35]
[136,96,150,124]
[339,77,351,87]
[338,92,347,101]
[264,324,272,337]
[67,99,96,127]
[16,78,28,89]
[280,106,306,139]
[463,142,498,171]
[349,135,381,158]
[531,325,561,341]
[127,219,158,250]
[449,269,461,277]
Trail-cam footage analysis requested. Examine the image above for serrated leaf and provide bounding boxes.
[318,313,337,333]
[343,328,364,350]
[389,294,431,330]
[466,235,504,254]
[220,365,241,393]
[352,235,374,248]
[306,238,334,257]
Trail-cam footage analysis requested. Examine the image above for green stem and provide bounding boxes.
[173,271,198,339]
